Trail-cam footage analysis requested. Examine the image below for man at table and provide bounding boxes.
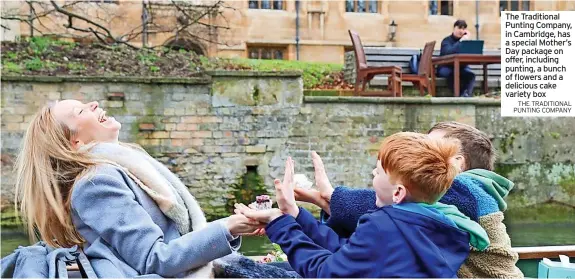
[438,19,475,97]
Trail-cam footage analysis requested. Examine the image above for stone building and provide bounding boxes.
[2,0,575,64]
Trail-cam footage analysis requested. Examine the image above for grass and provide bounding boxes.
[217,58,343,89]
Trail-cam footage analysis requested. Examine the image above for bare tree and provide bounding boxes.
[1,0,236,51]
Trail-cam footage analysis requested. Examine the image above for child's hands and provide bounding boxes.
[294,188,331,215]
[275,157,299,218]
[311,151,334,203]
[234,203,283,224]
[293,151,333,214]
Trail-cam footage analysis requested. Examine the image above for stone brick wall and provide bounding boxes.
[2,74,574,219]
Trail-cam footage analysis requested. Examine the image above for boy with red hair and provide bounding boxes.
[236,132,471,278]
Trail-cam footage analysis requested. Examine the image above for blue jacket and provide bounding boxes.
[321,174,501,237]
[1,242,96,279]
[71,164,240,278]
[266,204,470,278]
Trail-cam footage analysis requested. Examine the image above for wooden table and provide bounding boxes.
[431,54,501,97]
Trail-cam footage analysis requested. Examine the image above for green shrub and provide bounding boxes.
[3,62,22,73]
[24,58,43,71]
[67,62,86,71]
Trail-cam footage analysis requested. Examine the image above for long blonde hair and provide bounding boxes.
[14,104,97,247]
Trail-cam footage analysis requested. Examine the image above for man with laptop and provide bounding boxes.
[438,19,483,97]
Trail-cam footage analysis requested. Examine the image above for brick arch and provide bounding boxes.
[163,36,206,56]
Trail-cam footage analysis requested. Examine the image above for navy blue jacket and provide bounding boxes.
[440,34,462,56]
[320,175,499,237]
[266,204,470,278]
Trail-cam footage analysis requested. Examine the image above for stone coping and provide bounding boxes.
[206,70,302,77]
[1,75,213,84]
[0,71,302,84]
[304,96,501,106]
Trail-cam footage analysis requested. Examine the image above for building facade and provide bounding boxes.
[2,0,574,64]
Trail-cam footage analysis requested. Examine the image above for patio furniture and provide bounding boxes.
[348,30,402,97]
[401,41,436,96]
[431,54,501,97]
[344,48,501,95]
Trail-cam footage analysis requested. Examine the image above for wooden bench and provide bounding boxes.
[344,48,501,92]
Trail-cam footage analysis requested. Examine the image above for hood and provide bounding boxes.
[419,202,490,251]
[459,169,514,211]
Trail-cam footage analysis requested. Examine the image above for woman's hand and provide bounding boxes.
[226,214,265,236]
[234,203,283,224]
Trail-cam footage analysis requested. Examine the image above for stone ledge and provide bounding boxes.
[206,70,302,78]
[304,96,501,106]
[0,75,212,84]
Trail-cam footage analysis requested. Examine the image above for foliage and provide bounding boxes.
[259,243,288,263]
[207,58,344,89]
[225,169,269,214]
[1,37,350,89]
[2,62,22,73]
[24,58,44,71]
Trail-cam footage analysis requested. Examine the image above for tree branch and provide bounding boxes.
[49,0,139,49]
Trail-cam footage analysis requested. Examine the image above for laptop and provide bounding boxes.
[459,40,484,54]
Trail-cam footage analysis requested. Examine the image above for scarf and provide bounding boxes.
[83,142,212,277]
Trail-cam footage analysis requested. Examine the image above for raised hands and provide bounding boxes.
[293,151,334,214]
[274,156,299,218]
[234,154,335,229]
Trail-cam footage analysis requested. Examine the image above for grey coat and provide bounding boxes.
[71,164,240,278]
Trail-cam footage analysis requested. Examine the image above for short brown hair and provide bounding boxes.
[378,132,461,204]
[428,121,495,171]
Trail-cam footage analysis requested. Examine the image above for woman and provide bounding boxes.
[14,100,264,278]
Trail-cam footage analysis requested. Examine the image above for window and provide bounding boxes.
[84,0,119,3]
[345,0,378,13]
[249,0,284,10]
[500,0,530,13]
[247,46,285,60]
[429,0,453,16]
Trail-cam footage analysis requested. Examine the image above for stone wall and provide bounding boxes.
[1,74,574,219]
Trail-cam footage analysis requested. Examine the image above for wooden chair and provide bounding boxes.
[348,30,402,97]
[401,41,436,96]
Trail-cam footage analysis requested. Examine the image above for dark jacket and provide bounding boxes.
[440,34,463,56]
[266,204,470,278]
[321,170,524,278]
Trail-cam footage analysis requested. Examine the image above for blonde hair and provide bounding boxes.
[14,104,97,247]
[378,132,461,204]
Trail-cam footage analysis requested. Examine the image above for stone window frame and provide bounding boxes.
[429,0,453,16]
[345,0,379,13]
[82,0,120,4]
[248,0,285,10]
[499,0,532,15]
[247,45,286,60]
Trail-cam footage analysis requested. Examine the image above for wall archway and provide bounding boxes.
[164,37,206,56]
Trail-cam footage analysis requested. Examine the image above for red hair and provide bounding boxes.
[378,132,461,203]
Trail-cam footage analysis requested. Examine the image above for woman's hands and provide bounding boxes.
[234,203,283,224]
[226,214,265,236]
